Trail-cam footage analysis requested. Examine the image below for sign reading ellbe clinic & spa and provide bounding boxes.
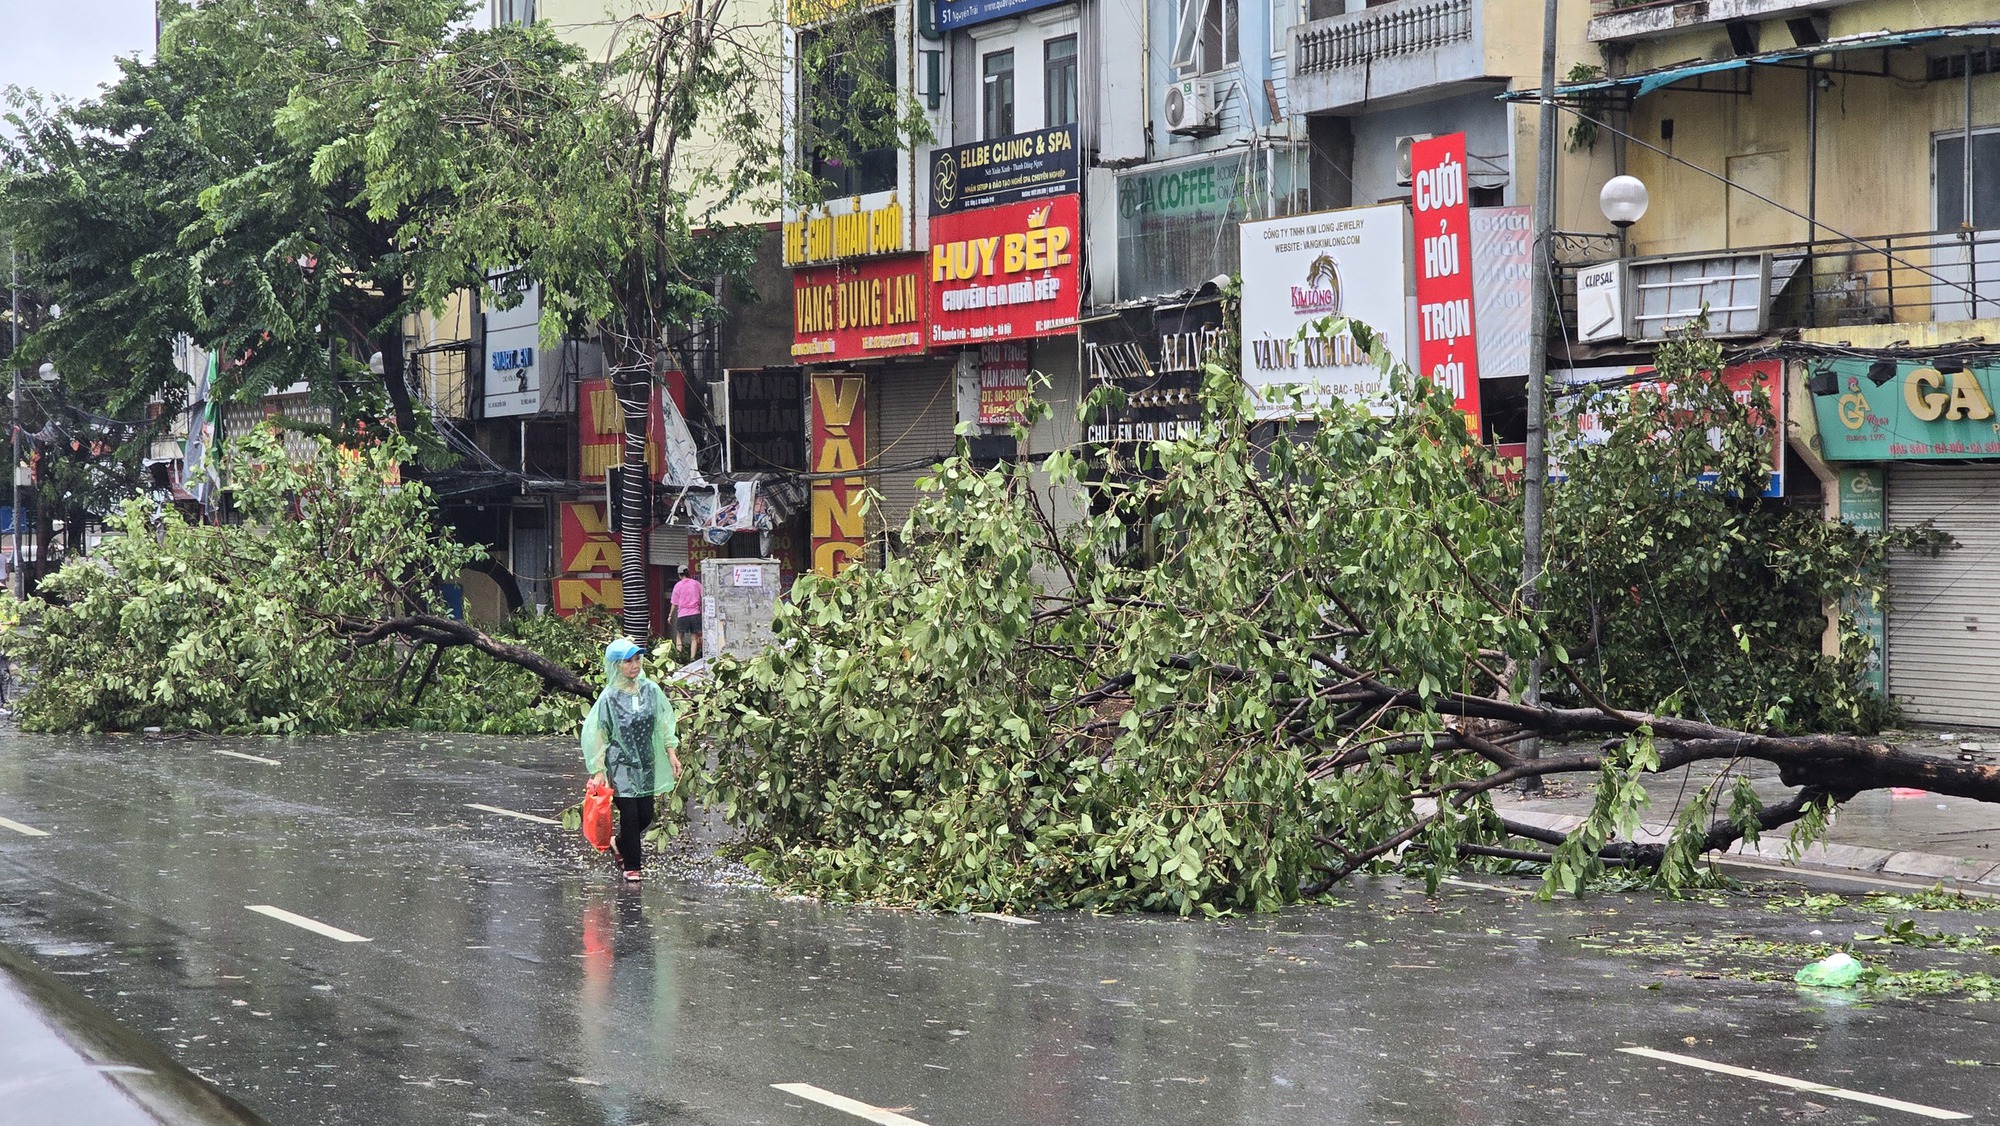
[929,194,1080,348]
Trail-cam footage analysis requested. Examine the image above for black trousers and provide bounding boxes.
[614,794,655,871]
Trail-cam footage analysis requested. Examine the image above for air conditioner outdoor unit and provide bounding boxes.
[1394,133,1435,186]
[1164,77,1221,137]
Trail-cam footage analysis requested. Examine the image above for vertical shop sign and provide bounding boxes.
[1837,467,1887,696]
[810,372,867,576]
[555,501,621,615]
[1409,134,1481,434]
[1470,206,1532,379]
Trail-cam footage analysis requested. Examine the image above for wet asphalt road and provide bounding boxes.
[3,729,2000,1125]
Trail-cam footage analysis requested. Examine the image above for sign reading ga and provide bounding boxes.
[1812,358,2000,461]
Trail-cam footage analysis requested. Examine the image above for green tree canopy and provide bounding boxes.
[690,318,1966,913]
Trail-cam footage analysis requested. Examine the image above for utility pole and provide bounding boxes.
[1518,0,1562,792]
[8,246,20,598]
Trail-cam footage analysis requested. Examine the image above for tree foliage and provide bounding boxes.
[0,429,603,734]
[1,0,610,442]
[1541,328,1938,732]
[691,316,1962,914]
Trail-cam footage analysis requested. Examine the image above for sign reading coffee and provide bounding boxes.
[929,124,1078,215]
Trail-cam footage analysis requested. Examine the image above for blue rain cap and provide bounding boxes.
[606,638,644,662]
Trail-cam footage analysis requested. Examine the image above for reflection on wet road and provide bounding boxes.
[1,729,1997,1124]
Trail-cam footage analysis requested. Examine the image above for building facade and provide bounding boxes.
[1543,0,2000,724]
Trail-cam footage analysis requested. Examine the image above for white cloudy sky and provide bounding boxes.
[0,1,157,105]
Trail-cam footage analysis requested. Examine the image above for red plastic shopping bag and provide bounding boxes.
[582,778,614,852]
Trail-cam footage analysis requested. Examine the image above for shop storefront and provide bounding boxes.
[1810,356,2000,725]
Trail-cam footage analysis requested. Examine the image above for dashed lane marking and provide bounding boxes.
[464,803,563,826]
[245,905,372,944]
[1438,876,1536,896]
[970,912,1039,925]
[212,749,281,766]
[0,815,49,837]
[771,1083,930,1126]
[1619,1047,1970,1120]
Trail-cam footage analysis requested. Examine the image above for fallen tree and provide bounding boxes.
[0,428,600,734]
[693,314,1956,911]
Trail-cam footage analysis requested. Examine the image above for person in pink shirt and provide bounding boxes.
[670,566,703,660]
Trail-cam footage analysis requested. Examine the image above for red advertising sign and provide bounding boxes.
[554,501,622,616]
[1560,359,1785,496]
[928,193,1080,347]
[810,372,867,576]
[792,254,928,363]
[1410,133,1481,435]
[577,377,667,482]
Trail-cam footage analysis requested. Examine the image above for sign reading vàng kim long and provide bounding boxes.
[1237,204,1409,418]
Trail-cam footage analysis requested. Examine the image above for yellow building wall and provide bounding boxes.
[410,290,476,417]
[1491,0,1625,255]
[1614,0,2000,267]
[535,0,782,227]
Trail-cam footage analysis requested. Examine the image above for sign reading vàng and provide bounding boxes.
[810,373,867,576]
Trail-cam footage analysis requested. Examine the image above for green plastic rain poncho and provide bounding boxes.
[581,643,679,797]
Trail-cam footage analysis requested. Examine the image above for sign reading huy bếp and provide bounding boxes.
[928,194,1080,348]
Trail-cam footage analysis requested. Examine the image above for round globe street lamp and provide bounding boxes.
[1599,175,1651,230]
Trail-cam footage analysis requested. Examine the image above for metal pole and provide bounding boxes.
[1519,0,1561,791]
[8,246,19,598]
[1806,63,1818,323]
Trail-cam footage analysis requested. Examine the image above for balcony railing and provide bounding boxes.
[1556,228,2000,341]
[1293,0,1472,77]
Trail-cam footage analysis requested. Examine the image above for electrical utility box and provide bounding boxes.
[698,558,781,659]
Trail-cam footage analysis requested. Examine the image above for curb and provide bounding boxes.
[1503,809,2000,889]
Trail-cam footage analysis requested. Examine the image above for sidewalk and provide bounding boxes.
[0,942,269,1125]
[1492,727,2000,888]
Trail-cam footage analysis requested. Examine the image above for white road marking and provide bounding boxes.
[1618,1047,1970,1120]
[245,905,372,943]
[212,749,281,766]
[0,815,48,837]
[1716,857,2000,900]
[464,803,562,826]
[970,912,1039,925]
[771,1083,931,1126]
[1438,876,1535,896]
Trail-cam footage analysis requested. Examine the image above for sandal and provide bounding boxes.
[622,869,643,883]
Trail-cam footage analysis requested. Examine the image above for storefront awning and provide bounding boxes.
[1505,22,2000,101]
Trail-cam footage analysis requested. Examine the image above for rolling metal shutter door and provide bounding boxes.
[1886,465,2000,726]
[870,362,959,534]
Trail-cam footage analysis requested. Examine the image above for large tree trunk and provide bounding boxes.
[329,611,592,699]
[613,356,652,643]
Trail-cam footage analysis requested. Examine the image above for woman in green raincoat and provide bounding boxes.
[582,638,681,882]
